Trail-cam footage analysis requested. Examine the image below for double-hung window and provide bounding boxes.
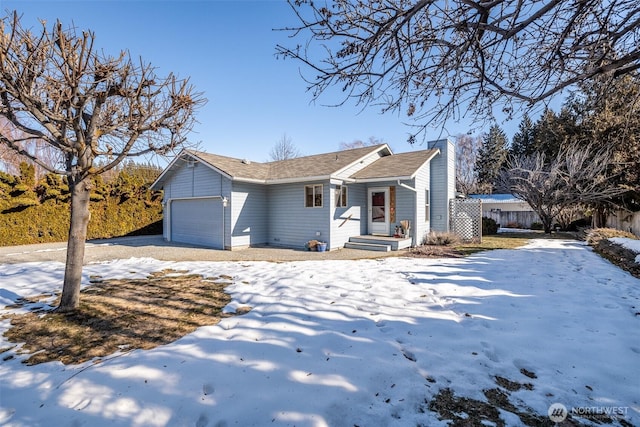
[425,189,430,222]
[305,184,323,207]
[335,185,347,208]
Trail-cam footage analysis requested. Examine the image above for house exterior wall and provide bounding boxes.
[360,181,416,238]
[161,163,231,243]
[428,138,456,232]
[267,181,330,249]
[482,201,534,212]
[412,162,431,246]
[330,182,365,249]
[230,182,268,248]
[479,200,540,228]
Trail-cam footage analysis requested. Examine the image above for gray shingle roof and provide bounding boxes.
[189,144,391,182]
[189,151,271,181]
[349,149,439,180]
[153,144,438,190]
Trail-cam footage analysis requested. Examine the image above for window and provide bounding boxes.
[335,185,347,208]
[425,189,430,222]
[305,184,323,207]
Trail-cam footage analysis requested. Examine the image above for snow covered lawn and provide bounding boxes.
[1,239,638,426]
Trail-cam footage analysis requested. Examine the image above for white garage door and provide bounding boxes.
[170,198,223,248]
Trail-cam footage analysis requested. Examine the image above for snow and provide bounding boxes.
[1,239,639,426]
[610,237,640,264]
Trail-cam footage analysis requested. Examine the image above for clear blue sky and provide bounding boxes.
[4,0,532,161]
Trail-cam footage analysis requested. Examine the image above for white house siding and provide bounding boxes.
[413,163,431,246]
[163,162,224,200]
[230,182,268,248]
[161,163,231,245]
[393,183,415,237]
[267,181,330,249]
[428,138,456,232]
[330,183,365,249]
[338,151,384,178]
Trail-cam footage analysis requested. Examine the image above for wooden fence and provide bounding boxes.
[483,210,541,229]
[607,210,640,237]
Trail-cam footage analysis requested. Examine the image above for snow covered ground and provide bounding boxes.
[0,239,638,426]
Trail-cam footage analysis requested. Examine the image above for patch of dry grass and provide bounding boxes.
[409,231,577,258]
[426,374,594,426]
[2,270,249,365]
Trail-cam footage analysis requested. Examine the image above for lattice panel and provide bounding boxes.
[449,198,482,242]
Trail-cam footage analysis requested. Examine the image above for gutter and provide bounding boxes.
[397,180,417,192]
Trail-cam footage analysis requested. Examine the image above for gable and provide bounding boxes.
[349,149,439,181]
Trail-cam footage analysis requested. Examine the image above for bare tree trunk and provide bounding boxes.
[541,215,553,234]
[593,206,608,228]
[58,177,91,311]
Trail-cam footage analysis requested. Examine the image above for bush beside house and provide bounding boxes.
[0,162,162,246]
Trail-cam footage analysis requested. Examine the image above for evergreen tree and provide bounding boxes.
[532,108,579,159]
[475,125,509,193]
[567,72,640,223]
[510,114,535,157]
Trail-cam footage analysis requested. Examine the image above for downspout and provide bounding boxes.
[222,196,228,250]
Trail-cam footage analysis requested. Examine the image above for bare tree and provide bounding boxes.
[455,133,481,195]
[269,133,301,161]
[277,1,640,140]
[0,12,204,311]
[0,118,63,179]
[498,146,623,233]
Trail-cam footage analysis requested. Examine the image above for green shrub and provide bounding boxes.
[0,171,16,186]
[530,222,544,230]
[0,164,163,246]
[10,196,39,209]
[482,217,499,235]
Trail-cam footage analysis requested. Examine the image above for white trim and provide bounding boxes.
[354,176,414,183]
[331,144,392,177]
[304,184,323,208]
[397,180,417,193]
[335,184,348,208]
[267,175,331,185]
[368,187,390,235]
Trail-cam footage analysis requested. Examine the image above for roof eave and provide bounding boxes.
[265,175,333,185]
[353,175,414,183]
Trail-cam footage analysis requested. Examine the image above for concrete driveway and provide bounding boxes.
[0,235,406,264]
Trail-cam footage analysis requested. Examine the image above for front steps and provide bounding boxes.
[344,235,412,252]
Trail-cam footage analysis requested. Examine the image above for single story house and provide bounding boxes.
[468,193,540,228]
[151,140,455,251]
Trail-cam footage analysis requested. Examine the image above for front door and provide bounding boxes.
[368,187,389,235]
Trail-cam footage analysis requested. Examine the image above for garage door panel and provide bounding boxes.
[170,198,222,248]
